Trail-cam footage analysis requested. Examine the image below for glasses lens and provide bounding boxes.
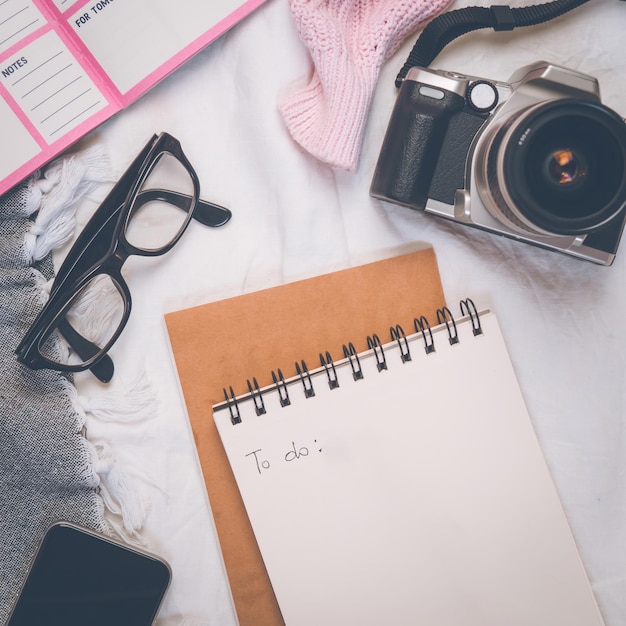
[39,275,125,368]
[125,151,196,252]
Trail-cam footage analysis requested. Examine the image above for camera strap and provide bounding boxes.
[395,0,594,87]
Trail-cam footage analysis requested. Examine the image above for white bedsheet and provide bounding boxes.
[62,1,625,624]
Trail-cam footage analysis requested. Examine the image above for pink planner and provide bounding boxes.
[0,0,266,196]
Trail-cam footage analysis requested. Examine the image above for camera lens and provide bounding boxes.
[498,99,626,235]
[546,149,586,186]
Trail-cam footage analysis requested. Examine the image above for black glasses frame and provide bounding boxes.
[16,132,228,383]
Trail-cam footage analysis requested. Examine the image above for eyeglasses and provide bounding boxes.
[16,132,231,383]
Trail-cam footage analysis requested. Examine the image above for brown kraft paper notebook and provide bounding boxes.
[164,247,446,626]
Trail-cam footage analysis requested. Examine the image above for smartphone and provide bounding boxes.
[7,522,171,626]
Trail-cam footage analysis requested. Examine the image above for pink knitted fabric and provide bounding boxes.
[279,0,453,171]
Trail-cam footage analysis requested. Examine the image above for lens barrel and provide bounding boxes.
[484,99,626,236]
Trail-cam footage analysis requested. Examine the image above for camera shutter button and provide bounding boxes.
[467,81,499,113]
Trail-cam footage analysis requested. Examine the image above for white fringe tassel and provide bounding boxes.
[63,372,160,542]
[92,440,149,545]
[78,370,159,423]
[24,144,114,262]
[66,379,149,543]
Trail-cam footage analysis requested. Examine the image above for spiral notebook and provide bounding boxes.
[213,302,605,626]
[165,247,447,625]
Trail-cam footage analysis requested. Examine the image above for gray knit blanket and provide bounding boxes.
[0,151,135,622]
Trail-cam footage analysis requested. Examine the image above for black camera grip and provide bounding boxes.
[371,81,466,210]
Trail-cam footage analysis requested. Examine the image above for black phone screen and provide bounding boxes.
[8,522,171,626]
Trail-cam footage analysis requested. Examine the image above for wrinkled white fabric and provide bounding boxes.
[44,1,626,624]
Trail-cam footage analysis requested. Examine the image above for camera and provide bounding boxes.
[370,61,626,265]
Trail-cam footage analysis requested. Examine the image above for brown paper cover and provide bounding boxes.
[165,248,445,625]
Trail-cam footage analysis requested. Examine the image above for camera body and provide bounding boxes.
[370,61,626,265]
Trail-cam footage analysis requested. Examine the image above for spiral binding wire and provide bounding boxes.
[247,377,266,415]
[223,386,241,425]
[220,299,483,423]
[271,369,290,407]
[320,351,339,389]
[295,360,315,398]
[414,315,435,354]
[390,325,411,363]
[461,298,483,336]
[343,342,364,380]
[437,306,459,345]
[367,334,388,372]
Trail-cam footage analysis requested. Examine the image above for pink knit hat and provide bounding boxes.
[279,0,453,172]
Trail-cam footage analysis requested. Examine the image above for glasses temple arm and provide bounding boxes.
[57,318,114,383]
[135,189,232,227]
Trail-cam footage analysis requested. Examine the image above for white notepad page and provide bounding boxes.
[214,309,604,626]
